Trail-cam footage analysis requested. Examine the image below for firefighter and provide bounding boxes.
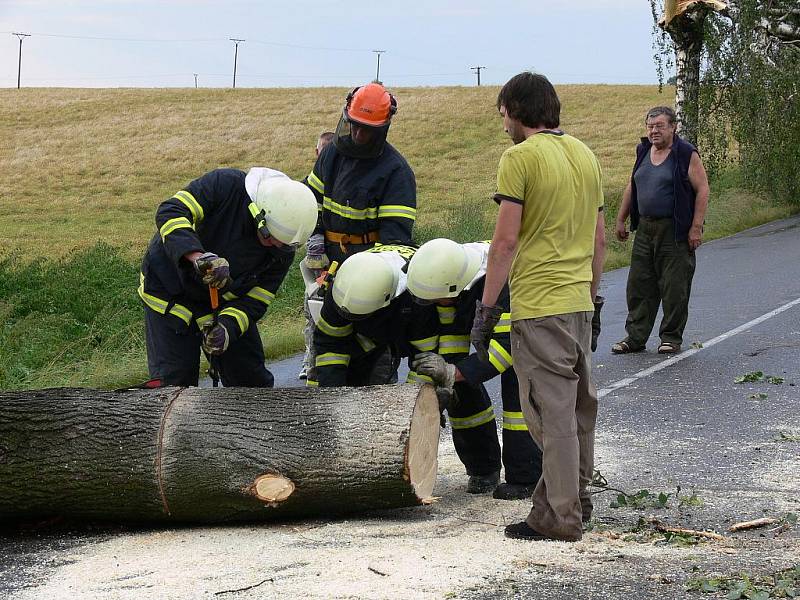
[139,167,317,388]
[308,244,437,388]
[406,238,543,498]
[303,83,416,271]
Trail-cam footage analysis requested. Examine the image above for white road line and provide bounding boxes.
[597,296,800,399]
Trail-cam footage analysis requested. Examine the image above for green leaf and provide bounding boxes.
[735,371,764,384]
[658,492,669,506]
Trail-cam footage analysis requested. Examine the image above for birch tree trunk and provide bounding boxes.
[0,384,440,524]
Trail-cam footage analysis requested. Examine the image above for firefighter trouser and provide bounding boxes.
[144,307,275,388]
[448,381,501,477]
[501,368,543,485]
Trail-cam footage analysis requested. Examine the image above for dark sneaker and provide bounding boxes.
[504,522,550,541]
[492,483,535,500]
[466,471,500,494]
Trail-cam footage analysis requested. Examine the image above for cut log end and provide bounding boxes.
[405,385,440,500]
[252,474,295,504]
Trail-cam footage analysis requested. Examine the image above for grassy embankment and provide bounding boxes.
[0,86,795,389]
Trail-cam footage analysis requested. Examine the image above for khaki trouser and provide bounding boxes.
[511,312,597,541]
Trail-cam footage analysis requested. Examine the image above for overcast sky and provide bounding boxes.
[1,0,666,88]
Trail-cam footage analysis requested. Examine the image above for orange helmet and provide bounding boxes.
[345,83,397,127]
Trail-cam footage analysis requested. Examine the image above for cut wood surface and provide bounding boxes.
[0,383,440,523]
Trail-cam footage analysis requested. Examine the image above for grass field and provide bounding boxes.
[0,86,795,389]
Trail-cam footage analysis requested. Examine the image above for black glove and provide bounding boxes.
[591,295,604,352]
[194,252,231,289]
[470,300,503,363]
[411,352,457,392]
[202,323,229,355]
[435,387,453,428]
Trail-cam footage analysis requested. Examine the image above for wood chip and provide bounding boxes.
[729,517,778,532]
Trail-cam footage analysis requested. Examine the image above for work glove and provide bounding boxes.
[303,253,330,271]
[202,323,229,356]
[306,232,325,256]
[470,300,503,363]
[194,252,231,289]
[591,295,604,352]
[411,352,457,392]
[435,387,453,428]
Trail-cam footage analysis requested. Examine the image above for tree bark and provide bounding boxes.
[0,384,440,523]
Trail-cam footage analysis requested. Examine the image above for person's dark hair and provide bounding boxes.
[496,72,560,129]
[645,106,677,124]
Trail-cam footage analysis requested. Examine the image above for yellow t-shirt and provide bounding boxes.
[495,131,604,320]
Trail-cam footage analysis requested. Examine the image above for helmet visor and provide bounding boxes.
[333,110,389,160]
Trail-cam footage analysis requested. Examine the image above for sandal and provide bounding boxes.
[611,340,644,354]
[657,342,681,354]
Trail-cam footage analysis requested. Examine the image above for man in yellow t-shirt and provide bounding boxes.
[472,72,606,542]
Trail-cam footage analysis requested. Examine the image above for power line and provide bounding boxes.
[372,50,386,83]
[470,65,485,86]
[230,38,244,89]
[12,32,31,89]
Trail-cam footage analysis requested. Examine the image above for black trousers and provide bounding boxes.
[144,307,274,387]
[448,381,502,477]
[501,369,543,485]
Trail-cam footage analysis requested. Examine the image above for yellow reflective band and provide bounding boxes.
[488,339,513,373]
[438,334,470,355]
[173,190,204,224]
[248,202,260,219]
[246,286,275,306]
[410,335,439,352]
[306,379,319,387]
[315,352,351,367]
[436,305,456,325]
[355,333,377,352]
[219,306,249,334]
[322,196,378,221]
[307,171,324,195]
[317,316,353,338]
[159,217,193,241]
[137,273,192,325]
[406,371,434,384]
[502,410,528,431]
[368,243,416,260]
[449,406,496,430]
[195,313,214,329]
[493,312,512,333]
[222,292,238,301]
[377,205,417,221]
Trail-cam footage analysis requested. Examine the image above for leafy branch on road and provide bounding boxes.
[686,564,799,599]
[590,471,702,511]
[734,371,785,385]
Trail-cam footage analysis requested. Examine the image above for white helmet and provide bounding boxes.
[406,238,483,300]
[332,252,400,318]
[253,178,318,247]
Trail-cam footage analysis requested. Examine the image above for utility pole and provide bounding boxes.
[194,73,198,88]
[13,33,31,89]
[372,50,385,83]
[470,66,485,87]
[230,38,245,88]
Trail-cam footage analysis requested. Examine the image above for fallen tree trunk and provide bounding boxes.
[0,384,440,523]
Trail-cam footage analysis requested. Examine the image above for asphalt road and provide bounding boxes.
[2,215,799,599]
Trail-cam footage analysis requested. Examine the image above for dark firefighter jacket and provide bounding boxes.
[407,277,513,387]
[304,142,417,246]
[139,168,294,343]
[310,244,437,387]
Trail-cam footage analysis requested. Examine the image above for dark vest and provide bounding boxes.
[629,134,698,241]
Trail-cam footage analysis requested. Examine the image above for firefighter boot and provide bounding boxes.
[467,471,500,494]
[492,482,535,500]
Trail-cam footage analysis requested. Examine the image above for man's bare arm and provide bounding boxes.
[687,152,710,251]
[482,201,523,307]
[591,208,606,300]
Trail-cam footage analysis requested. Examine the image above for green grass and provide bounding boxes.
[0,86,796,389]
